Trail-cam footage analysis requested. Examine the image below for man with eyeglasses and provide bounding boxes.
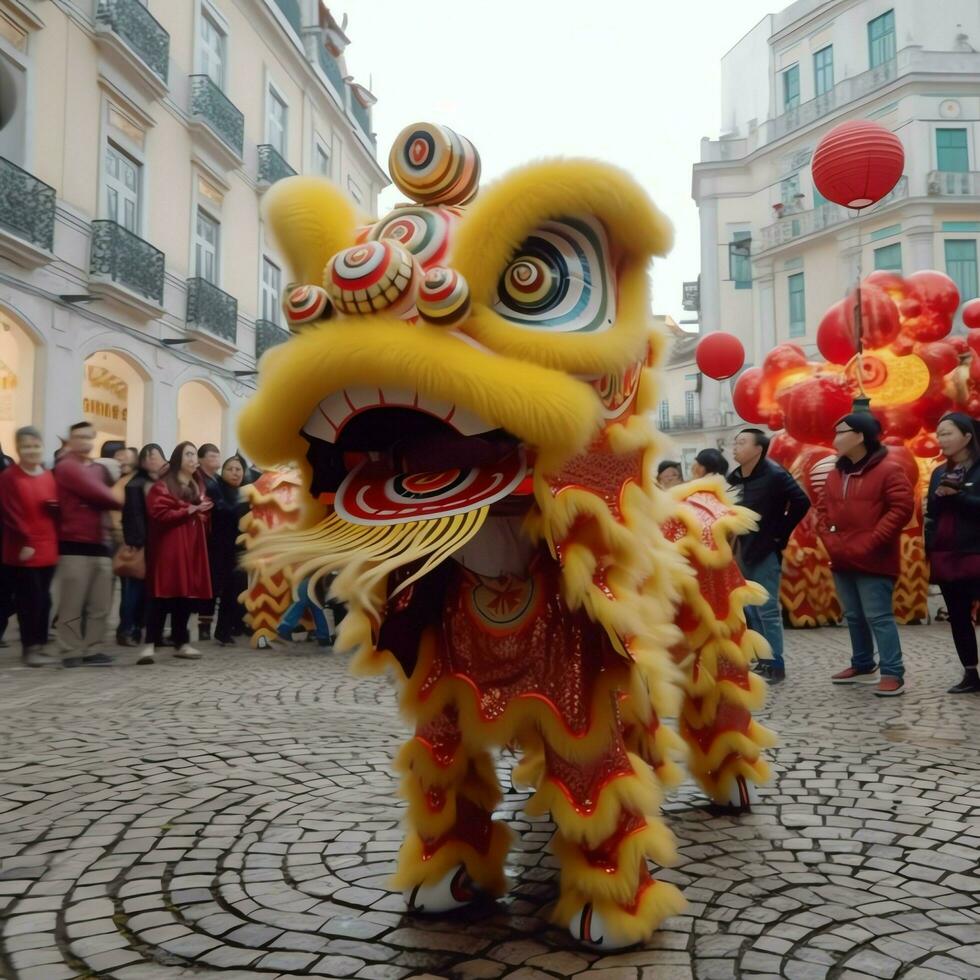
[817,413,914,697]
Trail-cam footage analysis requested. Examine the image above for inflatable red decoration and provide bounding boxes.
[907,270,960,316]
[695,332,745,380]
[817,301,857,364]
[964,298,980,330]
[763,343,808,376]
[732,367,765,423]
[916,341,959,379]
[947,336,969,356]
[767,432,803,469]
[900,271,959,342]
[874,404,922,441]
[909,432,941,458]
[778,375,854,447]
[811,121,905,209]
[817,285,900,362]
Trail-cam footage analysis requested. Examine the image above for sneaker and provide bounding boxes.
[22,648,59,668]
[874,676,905,697]
[81,653,114,667]
[947,671,980,695]
[136,645,155,666]
[756,663,785,684]
[214,636,236,647]
[174,644,202,660]
[831,665,879,684]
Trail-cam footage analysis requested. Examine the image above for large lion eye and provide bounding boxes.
[493,216,615,333]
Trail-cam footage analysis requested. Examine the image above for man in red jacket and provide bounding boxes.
[54,422,122,667]
[0,427,60,667]
[817,413,914,696]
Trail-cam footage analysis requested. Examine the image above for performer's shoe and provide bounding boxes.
[567,902,637,950]
[725,774,760,810]
[404,865,479,914]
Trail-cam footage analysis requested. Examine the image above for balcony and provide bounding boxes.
[89,220,165,316]
[189,75,245,169]
[257,144,296,189]
[186,277,238,348]
[95,0,170,97]
[661,414,704,432]
[927,171,980,197]
[317,46,346,103]
[255,318,289,360]
[759,176,909,253]
[0,156,55,267]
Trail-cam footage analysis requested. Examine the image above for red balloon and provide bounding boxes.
[763,343,808,377]
[865,270,906,296]
[907,270,960,316]
[910,386,953,431]
[916,341,959,379]
[768,432,803,468]
[696,332,745,381]
[966,394,980,417]
[873,404,922,441]
[967,331,980,359]
[854,284,902,349]
[778,375,854,447]
[970,355,980,383]
[947,336,969,355]
[909,432,941,458]
[890,335,916,356]
[732,367,766,423]
[811,121,905,209]
[816,301,856,364]
[964,298,980,330]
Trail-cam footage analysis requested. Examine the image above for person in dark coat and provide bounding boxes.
[138,442,212,665]
[817,413,914,697]
[728,428,810,684]
[196,443,223,641]
[211,456,250,645]
[0,442,13,648]
[926,412,980,694]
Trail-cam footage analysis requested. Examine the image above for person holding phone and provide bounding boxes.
[926,412,980,694]
[139,442,213,665]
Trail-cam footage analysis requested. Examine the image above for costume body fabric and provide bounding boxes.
[240,122,776,947]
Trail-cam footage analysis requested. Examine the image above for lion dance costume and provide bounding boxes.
[239,123,775,948]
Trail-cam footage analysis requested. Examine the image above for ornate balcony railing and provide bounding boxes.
[760,176,909,251]
[90,220,164,304]
[927,170,980,197]
[0,156,55,252]
[257,145,296,186]
[255,318,289,360]
[349,95,374,145]
[186,277,238,344]
[662,414,704,432]
[317,46,346,100]
[96,0,170,85]
[189,75,245,160]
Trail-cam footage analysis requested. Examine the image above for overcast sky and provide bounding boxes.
[336,0,780,327]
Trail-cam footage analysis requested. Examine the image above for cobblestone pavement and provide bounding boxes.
[1,624,979,980]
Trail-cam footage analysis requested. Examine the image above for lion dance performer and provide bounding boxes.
[239,122,775,948]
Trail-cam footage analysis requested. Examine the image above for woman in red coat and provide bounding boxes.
[138,442,213,665]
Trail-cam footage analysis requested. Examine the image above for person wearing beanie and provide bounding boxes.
[817,412,914,696]
[925,412,980,694]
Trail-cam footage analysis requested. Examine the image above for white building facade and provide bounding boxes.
[683,0,980,457]
[0,0,386,455]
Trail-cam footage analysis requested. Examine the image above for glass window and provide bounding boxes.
[788,273,806,337]
[315,143,330,178]
[782,64,800,110]
[813,46,833,96]
[685,390,700,421]
[936,129,969,174]
[195,208,219,284]
[261,257,282,325]
[199,11,225,88]
[347,176,363,205]
[658,400,669,428]
[868,9,895,68]
[267,89,287,156]
[945,239,979,304]
[729,231,752,289]
[813,182,829,208]
[781,173,801,207]
[104,143,140,233]
[874,242,902,272]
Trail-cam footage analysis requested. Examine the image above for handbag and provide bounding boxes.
[113,544,146,580]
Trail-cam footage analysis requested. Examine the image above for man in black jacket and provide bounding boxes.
[728,428,810,683]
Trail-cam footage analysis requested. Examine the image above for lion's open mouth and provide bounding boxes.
[301,387,530,524]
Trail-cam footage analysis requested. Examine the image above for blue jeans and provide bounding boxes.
[738,551,785,668]
[278,578,331,641]
[119,577,145,635]
[833,572,904,680]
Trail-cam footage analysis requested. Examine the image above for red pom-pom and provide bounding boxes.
[696,332,745,380]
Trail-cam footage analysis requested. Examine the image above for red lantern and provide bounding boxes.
[763,343,808,376]
[873,404,922,441]
[696,332,745,380]
[916,341,959,380]
[811,121,905,209]
[817,300,857,364]
[778,375,854,447]
[964,298,980,330]
[768,432,802,468]
[732,367,766,423]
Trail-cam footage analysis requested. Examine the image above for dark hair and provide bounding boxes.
[221,454,247,472]
[738,428,770,457]
[69,421,94,433]
[127,446,139,456]
[657,459,682,477]
[938,412,979,459]
[138,443,165,467]
[198,443,220,459]
[162,441,203,502]
[836,413,882,454]
[695,448,730,476]
[100,439,125,459]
